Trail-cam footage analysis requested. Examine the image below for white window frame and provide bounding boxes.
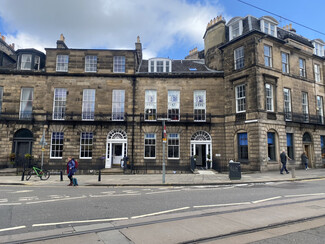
[19,88,33,119]
[229,20,243,40]
[313,41,324,56]
[283,88,292,121]
[21,54,32,70]
[317,96,324,124]
[236,84,246,113]
[314,64,321,82]
[168,133,180,159]
[53,88,67,120]
[302,92,309,122]
[34,56,40,70]
[194,90,206,122]
[281,52,289,73]
[234,46,244,70]
[265,83,274,112]
[261,20,277,37]
[299,58,306,77]
[50,132,64,159]
[113,56,125,73]
[56,55,69,72]
[264,45,272,67]
[85,55,97,72]
[80,132,93,159]
[145,90,157,121]
[112,90,125,121]
[168,90,180,121]
[144,133,156,159]
[82,89,96,120]
[148,58,172,73]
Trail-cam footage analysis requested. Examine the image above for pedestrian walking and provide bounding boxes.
[67,156,76,186]
[301,151,309,170]
[280,149,291,174]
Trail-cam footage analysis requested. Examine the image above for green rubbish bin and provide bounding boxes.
[229,160,241,180]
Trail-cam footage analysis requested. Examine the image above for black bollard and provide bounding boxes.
[98,169,101,181]
[60,171,63,181]
[21,171,25,181]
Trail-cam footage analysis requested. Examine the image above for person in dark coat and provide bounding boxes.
[301,151,309,170]
[280,149,291,174]
[67,156,76,186]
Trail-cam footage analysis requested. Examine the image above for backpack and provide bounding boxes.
[74,160,79,169]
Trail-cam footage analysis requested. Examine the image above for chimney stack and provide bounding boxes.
[56,33,68,49]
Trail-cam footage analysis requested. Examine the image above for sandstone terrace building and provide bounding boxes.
[0,14,324,173]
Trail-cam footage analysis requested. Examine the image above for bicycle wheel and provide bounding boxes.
[40,170,50,180]
[26,170,33,181]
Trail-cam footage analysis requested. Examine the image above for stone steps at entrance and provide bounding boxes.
[101,167,124,175]
[195,169,217,175]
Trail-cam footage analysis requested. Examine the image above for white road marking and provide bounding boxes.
[26,195,87,205]
[131,207,190,219]
[0,199,8,203]
[285,193,325,198]
[48,195,70,199]
[89,193,140,198]
[10,190,34,194]
[19,196,39,201]
[0,226,26,232]
[100,191,116,194]
[32,217,128,227]
[252,196,282,204]
[193,202,251,208]
[0,203,22,206]
[145,190,181,195]
[222,186,235,189]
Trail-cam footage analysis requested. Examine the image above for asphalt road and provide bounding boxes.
[0,179,324,238]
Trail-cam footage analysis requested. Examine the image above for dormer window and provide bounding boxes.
[34,56,40,70]
[228,17,243,41]
[148,58,171,73]
[313,40,325,56]
[21,54,32,70]
[260,16,278,37]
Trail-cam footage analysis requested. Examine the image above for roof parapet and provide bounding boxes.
[206,15,225,29]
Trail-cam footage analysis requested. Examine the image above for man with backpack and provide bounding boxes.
[67,156,78,186]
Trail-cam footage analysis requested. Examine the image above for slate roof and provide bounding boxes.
[225,15,314,48]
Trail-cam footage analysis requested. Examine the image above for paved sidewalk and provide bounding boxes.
[0,168,324,186]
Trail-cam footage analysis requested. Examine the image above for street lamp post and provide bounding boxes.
[39,127,47,170]
[158,118,169,184]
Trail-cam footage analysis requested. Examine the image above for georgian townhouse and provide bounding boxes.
[0,15,324,173]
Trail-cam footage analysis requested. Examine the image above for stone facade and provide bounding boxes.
[0,15,324,173]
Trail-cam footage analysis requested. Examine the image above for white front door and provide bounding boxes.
[113,144,123,165]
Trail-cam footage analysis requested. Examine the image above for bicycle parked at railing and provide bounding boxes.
[25,166,50,180]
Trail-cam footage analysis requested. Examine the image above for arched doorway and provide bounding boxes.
[190,131,212,168]
[106,129,127,168]
[302,132,313,168]
[12,129,33,164]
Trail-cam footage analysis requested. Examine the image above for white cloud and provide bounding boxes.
[0,0,229,59]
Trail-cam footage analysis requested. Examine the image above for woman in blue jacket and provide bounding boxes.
[67,156,76,186]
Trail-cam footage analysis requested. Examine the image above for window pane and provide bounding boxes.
[112,90,125,120]
[113,56,125,73]
[145,90,157,121]
[82,89,95,120]
[20,88,33,119]
[51,132,64,158]
[80,132,93,158]
[53,88,67,120]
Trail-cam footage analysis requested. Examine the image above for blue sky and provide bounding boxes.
[0,0,324,59]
